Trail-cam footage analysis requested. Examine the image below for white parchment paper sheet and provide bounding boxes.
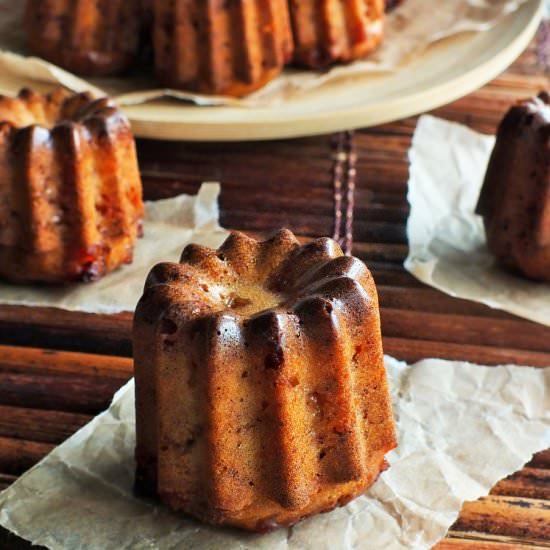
[0,183,228,314]
[0,0,533,106]
[406,115,550,326]
[0,356,548,550]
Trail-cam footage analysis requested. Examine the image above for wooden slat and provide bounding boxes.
[0,473,17,492]
[0,306,133,356]
[0,371,127,414]
[381,309,550,353]
[0,345,132,378]
[378,286,519,319]
[0,436,54,476]
[492,468,550,501]
[383,337,550,368]
[452,496,550,540]
[0,405,91,445]
[437,538,550,550]
[529,450,550,470]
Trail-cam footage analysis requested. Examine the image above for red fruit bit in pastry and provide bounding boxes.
[75,245,102,282]
[127,188,141,208]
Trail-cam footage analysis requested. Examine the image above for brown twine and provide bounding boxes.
[344,131,357,256]
[331,132,345,245]
[331,131,356,255]
[537,19,550,73]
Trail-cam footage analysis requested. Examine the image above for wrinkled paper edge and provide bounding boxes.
[405,115,550,327]
[0,356,549,550]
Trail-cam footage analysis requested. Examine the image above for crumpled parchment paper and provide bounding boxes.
[405,115,550,327]
[0,356,548,550]
[0,0,533,107]
[0,183,228,314]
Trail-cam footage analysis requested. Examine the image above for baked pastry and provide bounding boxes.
[151,0,294,96]
[289,0,385,69]
[24,0,145,76]
[0,88,143,284]
[23,0,388,97]
[134,229,397,531]
[476,92,550,282]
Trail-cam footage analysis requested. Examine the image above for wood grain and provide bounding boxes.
[453,496,550,540]
[437,539,550,550]
[492,468,550,501]
[0,436,55,476]
[0,345,132,378]
[0,405,91,444]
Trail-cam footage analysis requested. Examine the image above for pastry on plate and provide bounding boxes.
[289,0,385,69]
[152,0,294,97]
[23,0,389,97]
[24,0,146,76]
[0,88,143,284]
[134,229,397,531]
[476,92,550,282]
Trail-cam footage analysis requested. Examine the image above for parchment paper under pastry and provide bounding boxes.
[0,356,548,550]
[406,115,550,327]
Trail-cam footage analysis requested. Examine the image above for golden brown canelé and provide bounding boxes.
[476,92,550,282]
[24,0,389,97]
[289,0,385,69]
[152,0,294,97]
[0,88,143,284]
[24,0,145,76]
[134,229,397,531]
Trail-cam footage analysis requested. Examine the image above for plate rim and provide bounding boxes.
[128,0,544,142]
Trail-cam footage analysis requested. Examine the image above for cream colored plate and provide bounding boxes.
[123,0,543,141]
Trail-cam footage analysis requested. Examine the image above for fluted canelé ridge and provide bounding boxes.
[0,88,143,284]
[25,0,389,97]
[24,0,145,77]
[289,0,385,69]
[134,229,397,531]
[152,0,294,97]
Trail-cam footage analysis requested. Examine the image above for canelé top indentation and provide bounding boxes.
[0,88,116,131]
[145,229,377,320]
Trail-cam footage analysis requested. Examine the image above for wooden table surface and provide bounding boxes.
[1,28,550,550]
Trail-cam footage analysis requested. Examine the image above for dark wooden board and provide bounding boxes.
[0,27,550,550]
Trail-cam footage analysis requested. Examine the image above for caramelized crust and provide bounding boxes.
[289,0,385,69]
[24,0,388,96]
[24,0,146,77]
[134,229,397,531]
[0,88,143,284]
[476,92,550,282]
[152,0,294,97]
